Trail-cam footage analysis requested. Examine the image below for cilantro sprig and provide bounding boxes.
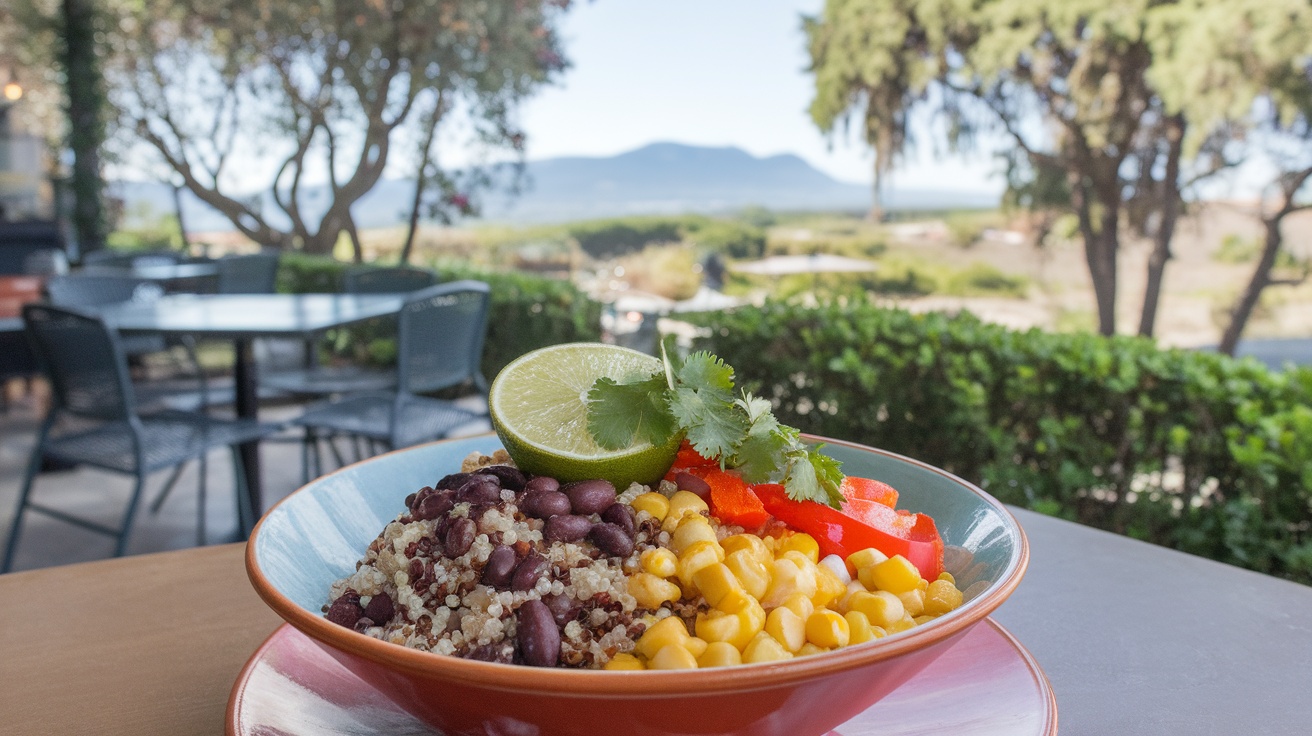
[586,338,845,508]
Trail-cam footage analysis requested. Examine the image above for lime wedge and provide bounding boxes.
[489,343,680,489]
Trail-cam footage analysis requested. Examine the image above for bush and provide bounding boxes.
[686,220,767,260]
[689,300,1312,584]
[568,216,699,259]
[943,262,1029,297]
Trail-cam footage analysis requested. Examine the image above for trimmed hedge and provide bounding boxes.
[689,300,1312,584]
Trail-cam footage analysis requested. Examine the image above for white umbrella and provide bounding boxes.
[729,253,878,276]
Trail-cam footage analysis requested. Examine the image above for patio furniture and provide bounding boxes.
[293,281,490,479]
[1,305,280,572]
[216,252,280,294]
[342,264,437,294]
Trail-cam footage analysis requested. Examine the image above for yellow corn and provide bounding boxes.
[693,562,744,608]
[937,571,956,585]
[630,492,670,523]
[721,534,772,567]
[818,554,852,585]
[760,557,817,609]
[847,590,905,629]
[779,592,815,623]
[672,515,719,555]
[805,609,850,648]
[640,548,679,578]
[780,550,817,571]
[846,547,888,571]
[925,579,964,616]
[765,606,806,653]
[697,641,742,668]
[629,572,681,609]
[724,548,771,600]
[635,616,692,659]
[685,636,709,658]
[677,540,725,589]
[648,643,699,670]
[797,643,828,657]
[897,588,925,618]
[742,632,794,663]
[914,615,937,626]
[865,555,922,594]
[603,653,645,670]
[719,595,767,649]
[844,610,884,645]
[777,532,820,563]
[695,610,743,645]
[918,577,929,594]
[838,580,867,612]
[812,564,848,609]
[662,491,709,532]
[885,614,916,634]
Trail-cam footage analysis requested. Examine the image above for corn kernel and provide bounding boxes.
[765,606,807,653]
[635,616,692,659]
[714,587,754,615]
[721,534,772,567]
[672,515,719,555]
[937,571,956,585]
[847,590,905,628]
[760,557,817,609]
[742,632,794,663]
[629,572,681,609]
[780,550,817,572]
[662,491,709,532]
[918,577,929,594]
[797,643,828,657]
[779,593,815,622]
[813,564,848,609]
[640,548,679,578]
[897,588,925,618]
[885,614,916,634]
[838,579,867,612]
[649,643,699,670]
[846,547,888,571]
[677,540,725,589]
[777,532,820,563]
[631,492,670,522]
[685,636,709,657]
[865,555,923,594]
[805,609,850,648]
[914,615,937,626]
[697,641,742,668]
[695,610,743,644]
[724,549,771,600]
[693,562,744,608]
[603,653,645,670]
[844,610,883,644]
[818,554,852,585]
[925,579,965,616]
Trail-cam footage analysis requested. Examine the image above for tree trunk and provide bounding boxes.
[1138,116,1185,338]
[61,0,107,256]
[1218,218,1282,356]
[170,181,190,253]
[868,159,884,223]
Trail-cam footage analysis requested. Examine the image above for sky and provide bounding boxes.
[506,0,1004,194]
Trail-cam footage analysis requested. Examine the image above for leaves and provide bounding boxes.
[587,375,679,450]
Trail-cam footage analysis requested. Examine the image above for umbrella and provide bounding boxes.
[728,253,878,276]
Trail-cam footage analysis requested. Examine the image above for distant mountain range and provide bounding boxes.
[111,142,1000,231]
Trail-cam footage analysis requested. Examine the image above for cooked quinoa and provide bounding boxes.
[323,451,711,669]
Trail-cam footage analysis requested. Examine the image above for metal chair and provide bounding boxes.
[343,265,437,294]
[217,252,280,294]
[1,304,281,572]
[293,281,491,479]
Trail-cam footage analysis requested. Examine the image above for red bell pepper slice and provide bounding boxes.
[699,468,770,529]
[840,476,899,508]
[752,483,944,580]
[663,440,719,481]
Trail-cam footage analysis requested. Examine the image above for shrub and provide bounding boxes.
[568,216,699,259]
[943,262,1029,297]
[686,221,767,260]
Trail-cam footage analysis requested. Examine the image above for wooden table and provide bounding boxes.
[3,509,1311,735]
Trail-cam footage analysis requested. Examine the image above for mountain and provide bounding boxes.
[111,142,1000,231]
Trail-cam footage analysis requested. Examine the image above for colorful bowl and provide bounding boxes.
[246,433,1028,736]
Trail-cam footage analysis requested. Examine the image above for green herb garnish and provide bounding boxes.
[586,338,845,509]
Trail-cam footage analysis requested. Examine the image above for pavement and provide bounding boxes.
[0,383,491,574]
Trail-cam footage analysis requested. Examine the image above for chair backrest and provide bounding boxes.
[396,281,491,395]
[344,265,437,295]
[217,252,280,294]
[22,303,136,421]
[45,274,162,308]
[81,249,180,269]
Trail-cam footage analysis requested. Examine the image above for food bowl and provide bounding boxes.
[246,433,1028,736]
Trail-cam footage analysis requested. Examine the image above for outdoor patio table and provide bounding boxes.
[96,292,407,518]
[1,507,1309,735]
[82,261,222,293]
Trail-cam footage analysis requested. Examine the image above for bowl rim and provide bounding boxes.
[246,432,1029,694]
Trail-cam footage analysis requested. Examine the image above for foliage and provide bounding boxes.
[615,245,701,301]
[943,263,1028,298]
[568,216,699,260]
[688,300,1312,584]
[687,220,767,260]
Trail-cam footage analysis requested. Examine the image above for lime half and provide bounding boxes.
[489,342,680,489]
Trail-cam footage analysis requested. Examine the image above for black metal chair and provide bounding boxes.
[217,252,280,294]
[343,265,437,294]
[293,281,491,479]
[1,304,281,572]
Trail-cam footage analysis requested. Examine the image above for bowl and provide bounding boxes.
[246,433,1028,736]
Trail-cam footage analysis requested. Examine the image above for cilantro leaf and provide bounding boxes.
[731,393,788,483]
[669,384,745,460]
[586,374,678,450]
[807,445,846,507]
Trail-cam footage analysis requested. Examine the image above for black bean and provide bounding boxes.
[481,545,518,589]
[511,553,548,591]
[516,599,561,668]
[363,591,394,623]
[444,517,476,558]
[325,591,363,628]
[415,489,455,520]
[564,479,616,515]
[435,472,473,490]
[601,503,636,537]
[590,523,635,558]
[542,593,582,627]
[524,476,561,494]
[476,465,528,491]
[674,472,712,500]
[543,514,593,543]
[456,475,502,505]
[520,490,571,519]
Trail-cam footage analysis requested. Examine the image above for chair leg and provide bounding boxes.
[326,434,348,470]
[113,475,147,557]
[1,427,49,573]
[148,461,189,514]
[196,453,208,547]
[231,446,254,538]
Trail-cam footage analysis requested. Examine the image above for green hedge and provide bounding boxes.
[689,300,1312,584]
[276,255,601,379]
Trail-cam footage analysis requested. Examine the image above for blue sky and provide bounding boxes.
[510,0,1004,194]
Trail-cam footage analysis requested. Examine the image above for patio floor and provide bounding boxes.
[0,381,491,573]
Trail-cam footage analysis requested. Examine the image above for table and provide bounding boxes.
[2,508,1309,735]
[98,293,406,515]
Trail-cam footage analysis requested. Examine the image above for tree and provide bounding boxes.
[60,0,108,253]
[103,0,570,257]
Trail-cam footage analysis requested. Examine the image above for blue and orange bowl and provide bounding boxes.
[246,433,1028,736]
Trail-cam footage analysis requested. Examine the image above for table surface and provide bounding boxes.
[83,262,221,280]
[1,508,1310,736]
[98,292,407,338]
